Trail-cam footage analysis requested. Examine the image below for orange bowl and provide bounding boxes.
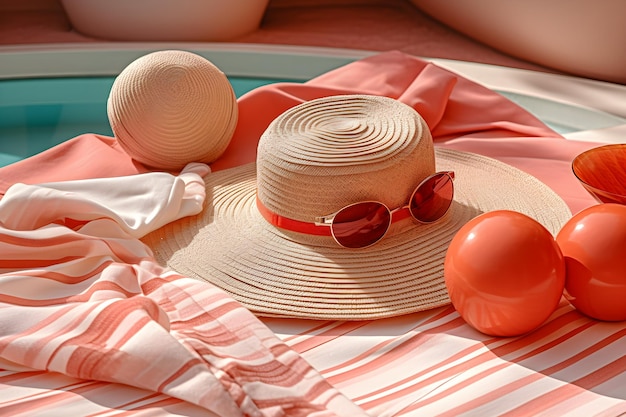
[572,144,626,205]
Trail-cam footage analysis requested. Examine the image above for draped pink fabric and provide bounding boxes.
[213,51,567,171]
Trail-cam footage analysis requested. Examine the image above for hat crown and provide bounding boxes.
[256,95,435,222]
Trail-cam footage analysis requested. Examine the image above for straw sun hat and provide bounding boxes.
[143,94,571,320]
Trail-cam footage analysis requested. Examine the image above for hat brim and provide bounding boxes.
[142,148,571,320]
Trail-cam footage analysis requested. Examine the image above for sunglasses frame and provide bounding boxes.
[315,171,455,248]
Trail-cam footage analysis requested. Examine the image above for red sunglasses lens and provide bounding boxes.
[331,202,391,248]
[410,173,454,222]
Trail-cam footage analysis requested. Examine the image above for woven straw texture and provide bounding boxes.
[258,95,435,223]
[143,95,571,320]
[107,50,238,170]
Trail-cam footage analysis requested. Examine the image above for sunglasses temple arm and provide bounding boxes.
[314,215,334,226]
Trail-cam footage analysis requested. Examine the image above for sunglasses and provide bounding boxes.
[315,171,455,248]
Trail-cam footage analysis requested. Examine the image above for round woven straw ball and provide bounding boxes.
[107,50,238,170]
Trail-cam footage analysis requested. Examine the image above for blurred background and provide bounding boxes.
[3,0,623,84]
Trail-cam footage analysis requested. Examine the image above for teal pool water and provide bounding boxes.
[0,76,291,167]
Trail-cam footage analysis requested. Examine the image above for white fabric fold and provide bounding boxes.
[0,162,210,238]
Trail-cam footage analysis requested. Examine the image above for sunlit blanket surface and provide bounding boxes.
[2,51,624,416]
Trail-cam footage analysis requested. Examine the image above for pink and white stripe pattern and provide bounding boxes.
[265,298,626,416]
[0,164,366,416]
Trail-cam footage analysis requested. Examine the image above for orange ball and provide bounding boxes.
[556,203,626,321]
[444,210,565,337]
